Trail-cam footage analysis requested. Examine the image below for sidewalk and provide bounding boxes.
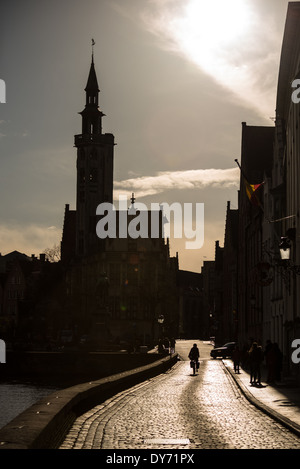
[223,359,300,437]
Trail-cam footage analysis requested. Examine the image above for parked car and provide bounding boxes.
[210,342,236,359]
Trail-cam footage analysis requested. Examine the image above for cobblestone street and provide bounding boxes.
[60,346,300,450]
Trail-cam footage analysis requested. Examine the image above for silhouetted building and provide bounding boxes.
[0,252,64,348]
[267,1,300,378]
[213,241,224,343]
[177,270,203,339]
[201,260,216,340]
[237,123,274,347]
[222,201,238,342]
[61,55,114,261]
[61,55,179,348]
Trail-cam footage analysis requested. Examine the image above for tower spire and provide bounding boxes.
[85,52,99,95]
[74,48,115,257]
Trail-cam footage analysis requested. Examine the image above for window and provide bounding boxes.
[89,168,98,182]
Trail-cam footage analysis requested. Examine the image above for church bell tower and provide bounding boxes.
[74,49,115,257]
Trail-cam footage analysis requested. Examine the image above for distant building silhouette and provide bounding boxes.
[0,252,64,348]
[61,55,179,348]
[177,270,203,339]
[62,55,114,261]
[237,123,274,346]
[0,55,207,350]
[222,201,238,343]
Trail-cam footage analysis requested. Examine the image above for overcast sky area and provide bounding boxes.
[0,0,292,272]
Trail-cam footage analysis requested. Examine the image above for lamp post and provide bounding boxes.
[278,236,300,275]
[279,237,291,261]
[158,314,164,339]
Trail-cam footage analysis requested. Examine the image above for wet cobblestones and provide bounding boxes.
[60,359,300,450]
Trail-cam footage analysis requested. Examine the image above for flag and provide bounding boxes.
[234,159,264,208]
[244,179,264,206]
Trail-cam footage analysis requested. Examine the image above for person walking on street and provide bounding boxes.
[248,342,263,386]
[232,345,241,373]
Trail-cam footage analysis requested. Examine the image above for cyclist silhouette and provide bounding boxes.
[188,343,200,374]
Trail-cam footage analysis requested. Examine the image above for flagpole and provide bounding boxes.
[234,158,247,181]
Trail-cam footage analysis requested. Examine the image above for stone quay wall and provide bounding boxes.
[0,353,178,449]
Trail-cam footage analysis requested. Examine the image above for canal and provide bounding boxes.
[0,380,61,429]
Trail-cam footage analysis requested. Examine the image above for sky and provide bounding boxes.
[0,0,292,273]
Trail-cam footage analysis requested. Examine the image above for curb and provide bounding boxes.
[223,361,300,438]
[0,353,178,449]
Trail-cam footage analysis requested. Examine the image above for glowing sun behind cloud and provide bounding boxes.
[173,0,253,73]
[141,0,278,117]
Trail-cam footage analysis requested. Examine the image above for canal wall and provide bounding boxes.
[0,353,178,449]
[1,350,165,385]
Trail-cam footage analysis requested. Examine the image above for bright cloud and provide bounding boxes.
[114,167,239,199]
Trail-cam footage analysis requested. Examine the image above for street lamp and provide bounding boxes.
[157,315,164,340]
[157,314,165,325]
[278,236,300,275]
[279,237,291,261]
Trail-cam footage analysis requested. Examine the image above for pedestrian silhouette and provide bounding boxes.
[188,343,200,374]
[170,337,176,354]
[232,345,241,373]
[248,342,263,386]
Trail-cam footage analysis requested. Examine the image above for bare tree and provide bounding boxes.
[43,243,61,262]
